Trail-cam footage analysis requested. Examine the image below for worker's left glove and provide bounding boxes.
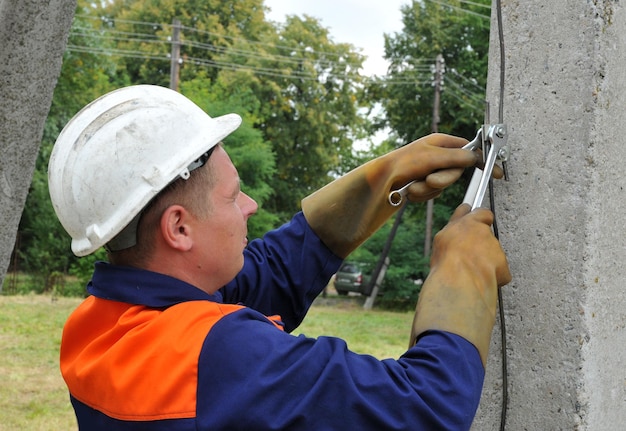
[408,204,511,366]
[301,133,478,258]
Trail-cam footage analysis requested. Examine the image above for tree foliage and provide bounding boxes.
[180,74,278,239]
[91,0,271,87]
[255,15,368,218]
[15,0,491,308]
[372,0,490,142]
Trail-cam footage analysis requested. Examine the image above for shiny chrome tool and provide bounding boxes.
[462,124,508,209]
[387,125,508,208]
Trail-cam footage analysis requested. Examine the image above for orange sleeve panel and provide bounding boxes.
[60,297,257,421]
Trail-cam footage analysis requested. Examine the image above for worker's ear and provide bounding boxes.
[159,205,193,251]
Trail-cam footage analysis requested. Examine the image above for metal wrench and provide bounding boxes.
[462,124,508,209]
[387,125,508,208]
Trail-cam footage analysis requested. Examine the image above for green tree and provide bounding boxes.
[95,0,272,87]
[378,0,492,233]
[254,15,369,219]
[374,0,490,141]
[182,73,278,240]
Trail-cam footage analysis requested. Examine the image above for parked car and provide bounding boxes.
[333,262,370,295]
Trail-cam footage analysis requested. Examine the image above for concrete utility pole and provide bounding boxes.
[0,0,76,292]
[472,2,626,430]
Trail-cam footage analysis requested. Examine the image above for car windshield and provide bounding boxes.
[339,263,360,274]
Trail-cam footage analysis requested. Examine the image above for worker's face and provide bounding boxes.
[191,146,258,291]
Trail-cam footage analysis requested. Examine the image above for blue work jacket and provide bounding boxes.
[60,212,485,430]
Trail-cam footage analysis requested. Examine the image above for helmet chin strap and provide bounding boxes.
[104,145,217,253]
[105,213,141,252]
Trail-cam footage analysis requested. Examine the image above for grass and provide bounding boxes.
[296,296,415,359]
[0,294,80,430]
[0,293,414,429]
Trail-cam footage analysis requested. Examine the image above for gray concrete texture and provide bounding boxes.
[0,0,76,289]
[472,1,626,430]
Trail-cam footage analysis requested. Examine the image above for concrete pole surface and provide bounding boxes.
[472,1,626,430]
[0,0,76,290]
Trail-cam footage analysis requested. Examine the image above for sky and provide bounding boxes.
[263,0,410,76]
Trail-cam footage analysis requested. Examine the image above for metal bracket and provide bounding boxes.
[462,123,509,209]
[387,124,509,208]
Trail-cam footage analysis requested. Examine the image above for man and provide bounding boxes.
[49,85,510,430]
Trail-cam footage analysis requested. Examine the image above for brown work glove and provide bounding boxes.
[409,204,511,367]
[301,133,479,258]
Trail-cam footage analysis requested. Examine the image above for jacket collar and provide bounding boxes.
[87,261,223,308]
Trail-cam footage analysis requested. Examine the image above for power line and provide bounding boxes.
[66,30,438,86]
[66,43,366,83]
[69,25,365,74]
[457,0,491,9]
[424,0,491,19]
[448,68,486,92]
[76,14,356,63]
[443,83,484,112]
[66,41,484,99]
[66,44,169,62]
[68,15,486,101]
[445,76,484,103]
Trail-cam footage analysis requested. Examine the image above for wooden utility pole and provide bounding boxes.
[363,54,445,308]
[424,53,444,257]
[169,19,181,91]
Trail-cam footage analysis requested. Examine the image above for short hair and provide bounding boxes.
[107,149,218,267]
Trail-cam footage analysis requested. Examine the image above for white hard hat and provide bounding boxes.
[48,84,242,256]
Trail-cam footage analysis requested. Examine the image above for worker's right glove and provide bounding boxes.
[409,204,511,367]
[302,134,479,259]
